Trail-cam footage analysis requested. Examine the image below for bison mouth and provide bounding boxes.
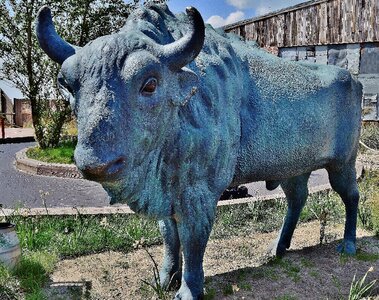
[78,156,127,182]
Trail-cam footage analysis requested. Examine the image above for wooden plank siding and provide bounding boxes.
[224,0,379,47]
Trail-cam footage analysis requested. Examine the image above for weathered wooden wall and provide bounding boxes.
[0,89,14,124]
[14,98,32,127]
[224,0,379,47]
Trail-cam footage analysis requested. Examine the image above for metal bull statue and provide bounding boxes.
[36,4,362,299]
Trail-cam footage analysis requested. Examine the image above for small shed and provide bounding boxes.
[224,0,379,120]
[0,89,14,124]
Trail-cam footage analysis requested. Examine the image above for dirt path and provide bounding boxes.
[45,221,379,299]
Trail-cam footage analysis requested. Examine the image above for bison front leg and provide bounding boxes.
[158,218,182,289]
[174,192,217,300]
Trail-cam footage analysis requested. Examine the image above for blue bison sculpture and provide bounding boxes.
[36,4,362,299]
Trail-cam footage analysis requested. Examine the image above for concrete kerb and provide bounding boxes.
[0,182,336,218]
[0,186,324,218]
[15,147,83,179]
[11,146,364,217]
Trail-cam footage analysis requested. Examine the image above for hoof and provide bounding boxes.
[267,239,287,258]
[337,240,356,255]
[174,285,204,300]
[174,291,204,300]
[275,243,287,258]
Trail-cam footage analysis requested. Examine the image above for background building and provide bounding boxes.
[224,0,379,120]
[0,89,14,124]
[14,98,32,127]
[0,88,32,127]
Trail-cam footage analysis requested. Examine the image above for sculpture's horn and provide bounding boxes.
[35,6,76,64]
[161,7,205,70]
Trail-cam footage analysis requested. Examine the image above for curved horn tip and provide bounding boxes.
[35,5,76,65]
[185,6,200,16]
[37,6,52,19]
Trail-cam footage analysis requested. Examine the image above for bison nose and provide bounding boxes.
[80,156,126,181]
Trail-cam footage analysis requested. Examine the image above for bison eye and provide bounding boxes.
[141,77,157,96]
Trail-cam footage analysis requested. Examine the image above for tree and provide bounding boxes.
[0,0,168,148]
[0,0,130,148]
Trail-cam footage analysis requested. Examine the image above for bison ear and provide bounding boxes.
[170,67,199,106]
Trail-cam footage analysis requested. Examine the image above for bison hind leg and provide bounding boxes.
[271,173,311,257]
[327,163,359,255]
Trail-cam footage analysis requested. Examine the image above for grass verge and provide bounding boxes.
[26,141,76,164]
[212,170,379,240]
[0,213,161,299]
[0,250,58,300]
[10,214,161,258]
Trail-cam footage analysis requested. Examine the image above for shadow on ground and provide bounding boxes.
[45,221,379,299]
[204,236,379,300]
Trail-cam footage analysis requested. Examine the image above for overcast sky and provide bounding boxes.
[0,0,306,99]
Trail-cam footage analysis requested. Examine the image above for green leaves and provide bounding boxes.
[0,0,133,148]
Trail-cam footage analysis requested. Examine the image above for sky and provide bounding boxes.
[0,0,306,100]
[167,0,305,28]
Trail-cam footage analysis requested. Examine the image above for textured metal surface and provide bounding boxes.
[36,4,363,299]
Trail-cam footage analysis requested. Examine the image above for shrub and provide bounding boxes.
[360,123,379,150]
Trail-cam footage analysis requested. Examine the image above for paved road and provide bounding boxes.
[1,142,109,209]
[0,142,330,209]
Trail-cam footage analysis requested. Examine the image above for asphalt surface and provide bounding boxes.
[0,142,109,209]
[0,142,330,209]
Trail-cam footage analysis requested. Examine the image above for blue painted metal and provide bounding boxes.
[36,4,362,299]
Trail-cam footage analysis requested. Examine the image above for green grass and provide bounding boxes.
[0,250,58,300]
[0,264,22,299]
[348,267,377,300]
[204,287,216,300]
[10,214,160,257]
[0,213,160,299]
[355,250,379,262]
[269,258,301,282]
[221,283,234,296]
[300,258,315,268]
[26,141,76,164]
[213,170,379,242]
[357,171,379,236]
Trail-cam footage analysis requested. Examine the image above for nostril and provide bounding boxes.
[80,156,126,180]
[107,157,126,175]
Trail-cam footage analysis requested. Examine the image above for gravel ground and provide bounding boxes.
[45,221,379,300]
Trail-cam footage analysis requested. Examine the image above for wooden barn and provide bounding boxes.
[224,0,379,120]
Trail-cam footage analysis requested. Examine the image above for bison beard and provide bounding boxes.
[36,4,362,299]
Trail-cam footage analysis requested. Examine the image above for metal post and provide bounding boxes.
[1,116,4,139]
